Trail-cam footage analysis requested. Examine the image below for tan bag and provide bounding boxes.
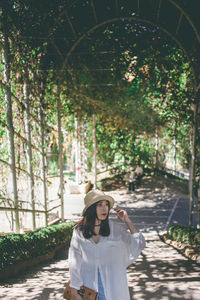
[63,280,98,300]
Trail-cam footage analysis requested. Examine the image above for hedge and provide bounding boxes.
[166,225,200,248]
[0,222,74,270]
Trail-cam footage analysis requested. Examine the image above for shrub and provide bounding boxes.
[0,222,74,270]
[166,225,200,247]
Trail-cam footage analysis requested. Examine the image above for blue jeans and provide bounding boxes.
[98,270,106,300]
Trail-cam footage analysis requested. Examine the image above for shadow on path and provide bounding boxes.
[1,233,200,300]
[128,233,200,300]
[1,175,200,299]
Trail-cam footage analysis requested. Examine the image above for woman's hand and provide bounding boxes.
[114,207,139,234]
[71,288,82,300]
[72,294,82,300]
[114,207,130,223]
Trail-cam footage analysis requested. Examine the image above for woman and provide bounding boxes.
[68,189,145,300]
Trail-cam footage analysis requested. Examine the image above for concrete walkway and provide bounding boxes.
[1,175,200,299]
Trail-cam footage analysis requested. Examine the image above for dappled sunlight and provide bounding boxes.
[106,175,189,234]
[1,175,199,299]
[127,234,200,300]
[1,233,200,300]
[0,247,70,299]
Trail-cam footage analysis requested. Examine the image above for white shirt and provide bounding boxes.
[135,166,143,175]
[129,171,136,182]
[124,171,136,182]
[69,220,146,300]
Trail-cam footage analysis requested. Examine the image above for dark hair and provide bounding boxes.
[77,201,110,239]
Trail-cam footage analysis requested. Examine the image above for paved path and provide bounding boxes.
[64,174,190,233]
[1,175,200,300]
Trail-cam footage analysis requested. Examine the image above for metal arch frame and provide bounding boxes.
[169,0,200,45]
[43,0,200,87]
[60,16,197,89]
[48,0,200,226]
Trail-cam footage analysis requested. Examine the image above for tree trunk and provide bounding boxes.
[173,122,177,175]
[39,83,48,227]
[189,100,199,226]
[173,136,176,174]
[155,131,159,170]
[24,76,36,230]
[74,117,80,184]
[57,85,64,221]
[80,118,87,183]
[2,6,20,233]
[92,115,97,189]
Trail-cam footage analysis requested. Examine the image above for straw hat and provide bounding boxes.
[82,189,115,215]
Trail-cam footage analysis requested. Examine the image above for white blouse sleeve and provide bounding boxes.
[119,224,146,267]
[68,228,83,290]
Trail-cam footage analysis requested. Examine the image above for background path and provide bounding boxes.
[1,175,200,300]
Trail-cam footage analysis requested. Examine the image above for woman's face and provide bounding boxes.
[96,200,109,221]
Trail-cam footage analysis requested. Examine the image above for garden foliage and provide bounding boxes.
[0,222,74,270]
[166,225,200,247]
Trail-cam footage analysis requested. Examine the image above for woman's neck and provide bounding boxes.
[94,219,101,226]
[93,219,101,235]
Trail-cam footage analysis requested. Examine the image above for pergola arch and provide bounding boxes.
[45,0,200,86]
[60,16,197,88]
[45,0,199,226]
[1,0,200,233]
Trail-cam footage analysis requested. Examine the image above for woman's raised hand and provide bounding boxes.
[114,207,139,234]
[114,207,130,223]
